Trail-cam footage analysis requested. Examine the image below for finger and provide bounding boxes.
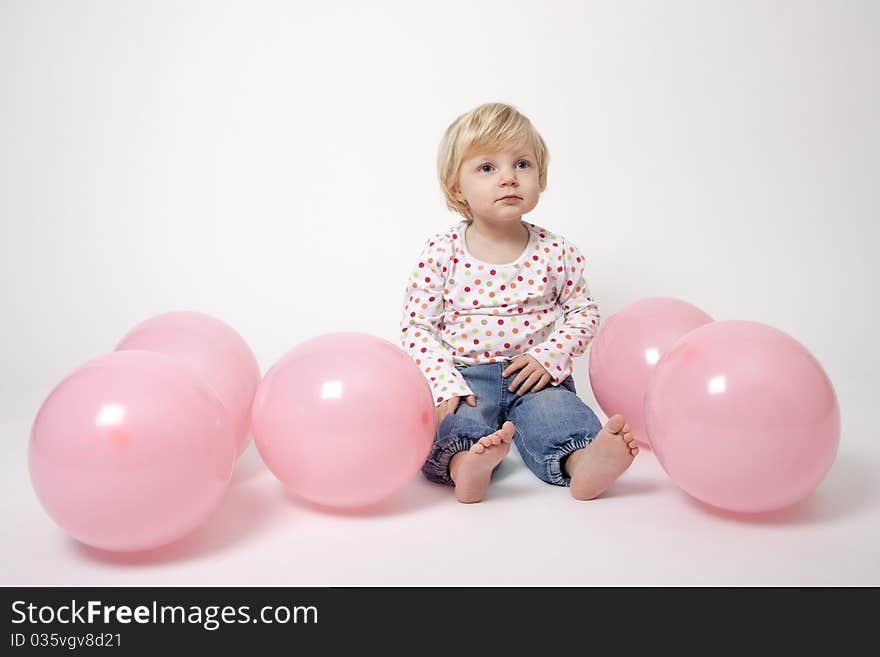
[448,396,461,414]
[438,398,451,417]
[465,395,477,407]
[508,365,533,392]
[532,373,552,393]
[516,371,544,396]
[502,357,526,378]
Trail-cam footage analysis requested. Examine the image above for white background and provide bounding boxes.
[2,0,878,585]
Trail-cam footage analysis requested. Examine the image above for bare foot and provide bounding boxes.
[566,414,639,500]
[448,421,515,503]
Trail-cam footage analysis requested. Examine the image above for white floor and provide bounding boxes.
[3,376,878,587]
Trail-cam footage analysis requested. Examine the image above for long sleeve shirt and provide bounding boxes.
[400,220,601,405]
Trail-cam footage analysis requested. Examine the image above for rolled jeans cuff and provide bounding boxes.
[421,436,476,486]
[547,436,595,487]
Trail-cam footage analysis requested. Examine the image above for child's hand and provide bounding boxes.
[503,355,552,396]
[436,394,477,425]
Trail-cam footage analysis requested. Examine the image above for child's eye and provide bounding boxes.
[477,160,530,173]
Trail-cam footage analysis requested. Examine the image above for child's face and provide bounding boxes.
[454,146,540,224]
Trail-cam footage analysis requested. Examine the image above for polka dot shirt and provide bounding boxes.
[400,220,601,406]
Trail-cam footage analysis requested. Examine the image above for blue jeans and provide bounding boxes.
[422,362,603,487]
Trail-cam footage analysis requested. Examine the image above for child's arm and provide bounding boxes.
[400,237,475,405]
[525,238,600,384]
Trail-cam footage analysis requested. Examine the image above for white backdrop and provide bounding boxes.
[2,1,878,585]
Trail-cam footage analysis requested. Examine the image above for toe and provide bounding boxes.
[605,414,626,434]
[472,443,485,454]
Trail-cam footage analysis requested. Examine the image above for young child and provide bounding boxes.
[400,102,639,504]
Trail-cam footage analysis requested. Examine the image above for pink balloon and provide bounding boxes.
[29,350,236,551]
[116,311,261,457]
[252,333,436,508]
[645,320,840,513]
[588,297,713,446]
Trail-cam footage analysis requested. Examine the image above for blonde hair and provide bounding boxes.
[437,102,549,220]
